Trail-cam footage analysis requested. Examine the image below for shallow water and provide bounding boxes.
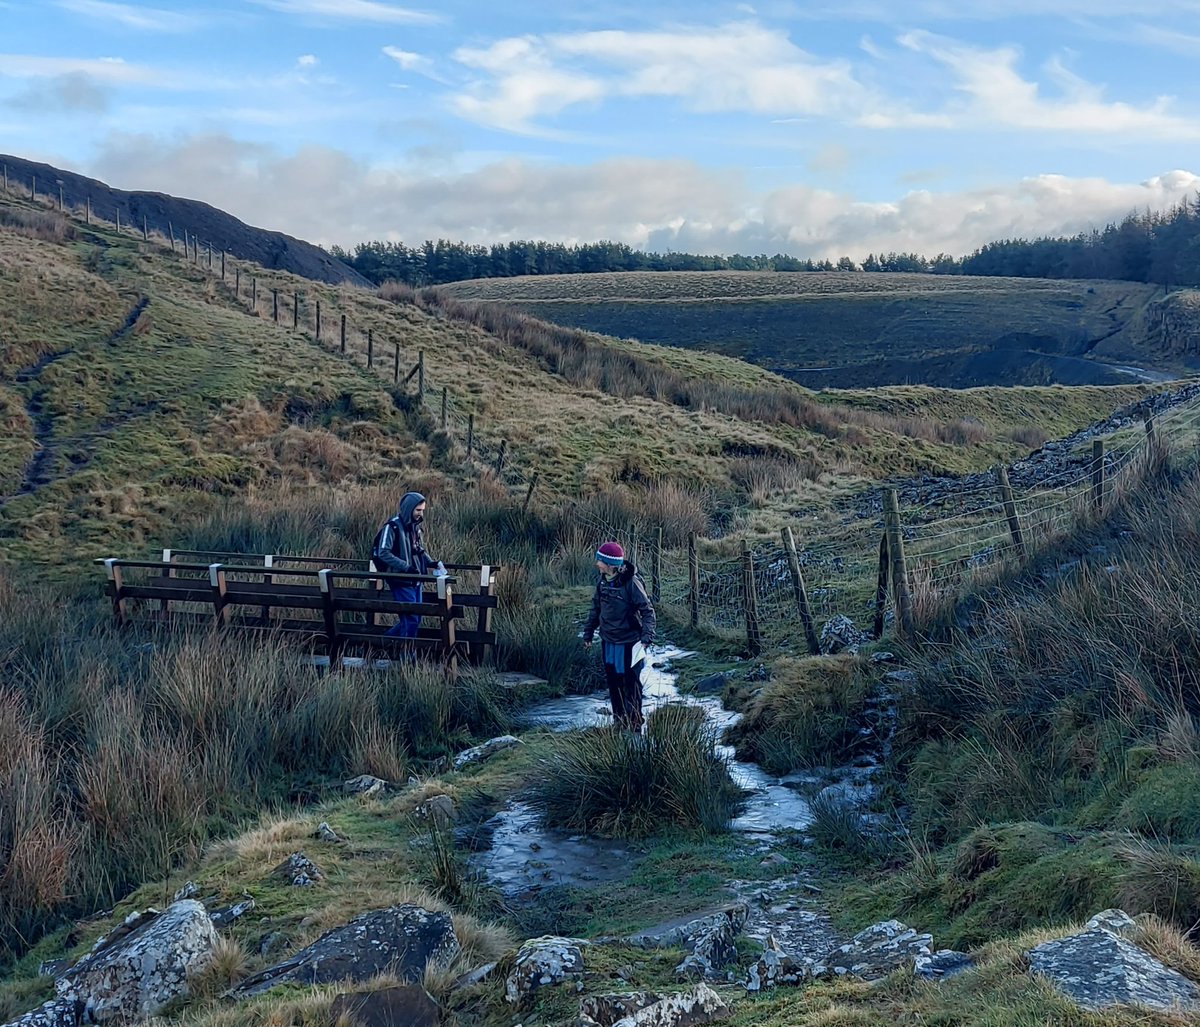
[471,647,819,896]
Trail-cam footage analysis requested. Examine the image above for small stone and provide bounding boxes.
[317,822,341,843]
[172,881,198,902]
[344,775,387,798]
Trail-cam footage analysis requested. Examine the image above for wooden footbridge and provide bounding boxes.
[96,549,500,672]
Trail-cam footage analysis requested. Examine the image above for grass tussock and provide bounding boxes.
[724,656,872,774]
[526,704,748,837]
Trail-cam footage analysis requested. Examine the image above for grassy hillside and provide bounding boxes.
[442,270,1200,388]
[2,189,1167,570]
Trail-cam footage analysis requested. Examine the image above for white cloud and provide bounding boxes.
[54,0,199,31]
[900,30,1200,138]
[85,131,1200,261]
[250,0,439,25]
[451,22,903,133]
[0,54,162,84]
[382,46,424,70]
[297,54,320,67]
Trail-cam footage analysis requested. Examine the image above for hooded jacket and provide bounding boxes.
[373,492,435,575]
[583,561,656,646]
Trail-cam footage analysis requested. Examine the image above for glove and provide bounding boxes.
[434,561,447,577]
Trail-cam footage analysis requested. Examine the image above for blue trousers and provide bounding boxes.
[386,582,423,638]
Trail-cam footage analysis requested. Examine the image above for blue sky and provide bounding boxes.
[1,0,1198,259]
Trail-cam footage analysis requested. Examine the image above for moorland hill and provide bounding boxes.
[443,270,1200,389]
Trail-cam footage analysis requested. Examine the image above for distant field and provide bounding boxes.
[442,271,1195,388]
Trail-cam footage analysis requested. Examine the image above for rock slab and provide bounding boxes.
[233,905,459,998]
[581,984,730,1027]
[329,985,441,1027]
[1027,910,1200,1014]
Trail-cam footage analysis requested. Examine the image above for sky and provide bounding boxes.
[1,0,1199,260]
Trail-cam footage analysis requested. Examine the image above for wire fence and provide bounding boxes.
[11,174,1200,653]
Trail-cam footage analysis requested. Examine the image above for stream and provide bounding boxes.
[470,647,880,904]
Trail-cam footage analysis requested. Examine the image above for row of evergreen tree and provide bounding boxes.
[332,194,1200,289]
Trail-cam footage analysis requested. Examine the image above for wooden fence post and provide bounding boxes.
[30,175,35,200]
[417,350,425,399]
[206,242,211,269]
[393,342,400,383]
[495,439,507,473]
[466,414,475,459]
[167,219,173,250]
[440,386,448,430]
[316,299,322,341]
[272,288,279,323]
[103,559,127,624]
[220,251,225,281]
[58,183,64,210]
[883,488,915,641]
[651,526,662,603]
[367,329,373,368]
[1091,439,1105,513]
[142,215,148,241]
[688,532,700,629]
[782,525,820,654]
[873,532,890,640]
[115,209,120,233]
[293,292,299,331]
[251,278,257,310]
[996,465,1026,560]
[523,472,540,513]
[87,197,92,226]
[209,564,229,628]
[235,267,240,296]
[741,540,762,656]
[340,313,346,354]
[317,569,341,664]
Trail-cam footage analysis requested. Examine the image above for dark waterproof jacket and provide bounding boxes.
[372,492,435,575]
[583,562,656,645]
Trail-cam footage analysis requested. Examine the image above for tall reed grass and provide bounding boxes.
[0,576,507,958]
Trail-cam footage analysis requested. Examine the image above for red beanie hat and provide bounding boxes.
[596,541,625,566]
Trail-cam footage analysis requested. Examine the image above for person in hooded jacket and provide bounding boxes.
[582,541,657,730]
[372,492,440,638]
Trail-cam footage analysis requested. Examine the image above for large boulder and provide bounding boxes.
[822,919,932,980]
[1026,909,1200,1014]
[580,984,730,1027]
[233,905,459,998]
[1,901,218,1026]
[504,936,586,1004]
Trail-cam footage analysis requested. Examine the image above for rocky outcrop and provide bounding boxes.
[453,735,522,770]
[580,984,730,1027]
[627,905,748,953]
[504,936,586,1004]
[343,775,388,798]
[1026,909,1200,1014]
[2,901,217,1027]
[272,852,323,887]
[232,905,459,998]
[823,919,933,980]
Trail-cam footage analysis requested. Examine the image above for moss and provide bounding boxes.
[1112,762,1200,842]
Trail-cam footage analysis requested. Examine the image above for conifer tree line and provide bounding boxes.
[332,193,1200,289]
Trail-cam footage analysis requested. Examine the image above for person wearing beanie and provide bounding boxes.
[372,491,440,638]
[582,541,657,730]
